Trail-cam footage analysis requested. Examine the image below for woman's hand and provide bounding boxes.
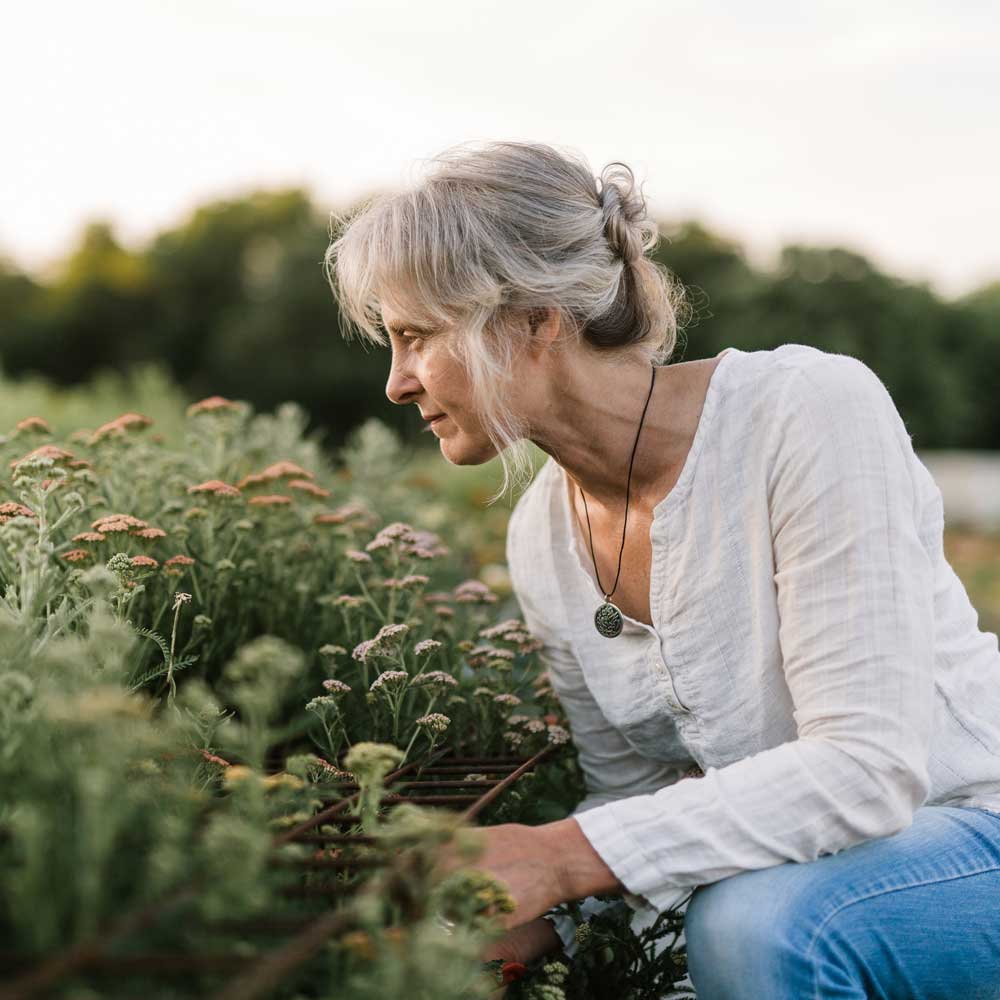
[438,822,566,929]
[480,917,565,997]
[436,817,623,930]
[480,916,564,964]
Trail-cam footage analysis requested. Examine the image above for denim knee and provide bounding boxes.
[683,867,841,1000]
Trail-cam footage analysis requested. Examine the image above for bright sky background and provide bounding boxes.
[4,0,998,299]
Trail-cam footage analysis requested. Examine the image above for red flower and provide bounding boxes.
[501,962,527,984]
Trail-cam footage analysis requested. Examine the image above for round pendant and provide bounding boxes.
[595,601,624,638]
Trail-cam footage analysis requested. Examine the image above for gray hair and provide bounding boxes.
[323,140,691,507]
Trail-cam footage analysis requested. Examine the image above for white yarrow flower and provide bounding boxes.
[370,670,409,693]
[415,712,451,733]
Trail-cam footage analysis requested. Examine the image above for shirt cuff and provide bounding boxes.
[574,799,691,915]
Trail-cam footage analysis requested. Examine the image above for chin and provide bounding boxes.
[438,427,498,466]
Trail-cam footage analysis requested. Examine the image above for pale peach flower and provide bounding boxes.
[130,555,159,568]
[412,670,457,688]
[61,549,91,563]
[133,526,167,540]
[260,460,314,481]
[287,479,330,498]
[313,511,349,525]
[546,725,570,745]
[164,554,195,568]
[479,619,525,639]
[352,638,378,663]
[72,531,106,543]
[236,461,315,488]
[235,471,271,489]
[187,480,241,498]
[424,591,453,604]
[200,750,231,768]
[248,493,292,507]
[414,639,443,656]
[93,520,133,534]
[186,395,241,417]
[9,444,75,472]
[0,502,36,523]
[14,416,52,435]
[248,494,292,507]
[92,514,148,530]
[333,594,365,608]
[88,412,153,445]
[453,579,498,604]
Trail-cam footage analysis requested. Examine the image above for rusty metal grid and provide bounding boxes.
[0,744,558,1000]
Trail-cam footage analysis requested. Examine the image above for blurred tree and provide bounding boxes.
[0,191,997,450]
[954,281,1000,448]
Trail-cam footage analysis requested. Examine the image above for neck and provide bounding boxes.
[529,356,711,516]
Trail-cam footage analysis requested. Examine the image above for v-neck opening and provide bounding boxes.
[554,347,739,638]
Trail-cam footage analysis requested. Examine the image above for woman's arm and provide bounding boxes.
[558,353,937,912]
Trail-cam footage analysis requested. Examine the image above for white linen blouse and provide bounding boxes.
[504,343,1000,949]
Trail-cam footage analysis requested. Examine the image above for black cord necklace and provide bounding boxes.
[580,362,658,638]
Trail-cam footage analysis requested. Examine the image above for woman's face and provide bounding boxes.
[382,307,500,465]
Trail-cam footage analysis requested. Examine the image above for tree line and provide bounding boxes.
[1,187,997,451]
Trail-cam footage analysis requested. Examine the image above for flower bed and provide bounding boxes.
[0,400,691,999]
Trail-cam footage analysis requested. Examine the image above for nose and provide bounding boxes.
[385,355,422,407]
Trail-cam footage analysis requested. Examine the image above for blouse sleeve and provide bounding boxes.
[568,353,937,913]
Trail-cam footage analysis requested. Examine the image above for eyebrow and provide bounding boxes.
[384,320,437,336]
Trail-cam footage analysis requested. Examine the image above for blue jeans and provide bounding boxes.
[683,805,1000,999]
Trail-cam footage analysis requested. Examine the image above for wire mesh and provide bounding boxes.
[0,744,558,1000]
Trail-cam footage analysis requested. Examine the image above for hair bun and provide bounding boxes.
[597,162,645,264]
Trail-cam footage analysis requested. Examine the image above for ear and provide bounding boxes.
[527,307,561,340]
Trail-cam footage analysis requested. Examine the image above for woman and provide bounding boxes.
[326,140,1000,998]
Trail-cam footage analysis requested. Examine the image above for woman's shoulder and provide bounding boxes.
[724,342,883,389]
[719,344,896,428]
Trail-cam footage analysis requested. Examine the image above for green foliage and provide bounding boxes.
[0,392,592,997]
[1,190,997,457]
[510,897,695,1000]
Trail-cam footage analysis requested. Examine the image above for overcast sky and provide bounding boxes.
[4,0,998,299]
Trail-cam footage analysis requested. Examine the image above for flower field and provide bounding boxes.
[0,396,703,999]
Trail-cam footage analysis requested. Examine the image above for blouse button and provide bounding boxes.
[654,655,690,713]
